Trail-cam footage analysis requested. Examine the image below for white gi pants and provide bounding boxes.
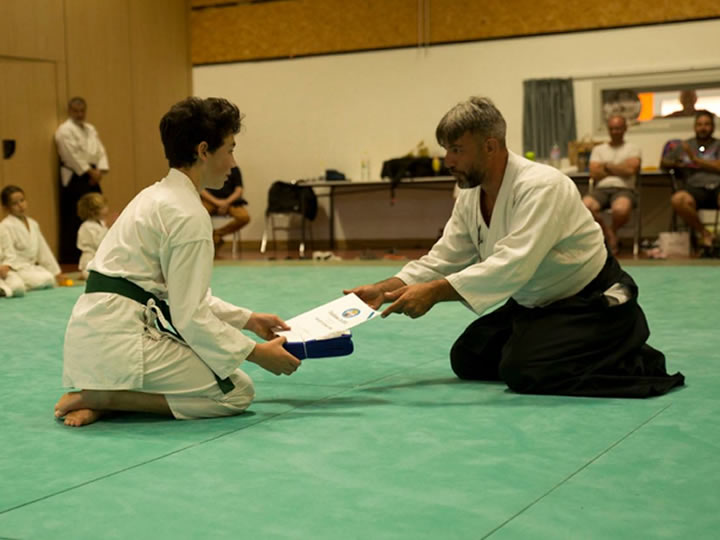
[0,270,25,297]
[139,305,255,420]
[17,265,55,290]
[64,294,255,419]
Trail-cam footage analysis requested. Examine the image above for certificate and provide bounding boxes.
[276,293,378,343]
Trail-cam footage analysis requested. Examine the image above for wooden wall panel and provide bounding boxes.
[190,0,720,64]
[0,60,60,253]
[0,0,191,259]
[191,0,418,64]
[428,0,720,44]
[129,0,192,190]
[0,0,65,61]
[64,0,137,214]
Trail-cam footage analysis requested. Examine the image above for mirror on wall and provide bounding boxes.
[592,68,720,133]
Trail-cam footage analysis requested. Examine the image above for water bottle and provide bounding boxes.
[360,154,370,181]
[549,143,561,168]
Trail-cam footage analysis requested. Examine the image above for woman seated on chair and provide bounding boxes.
[200,166,250,249]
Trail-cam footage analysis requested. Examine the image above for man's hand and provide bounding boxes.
[343,277,406,309]
[0,264,10,279]
[87,168,102,186]
[248,336,301,376]
[343,284,387,310]
[246,312,290,341]
[382,282,443,318]
[681,142,697,162]
[381,279,460,318]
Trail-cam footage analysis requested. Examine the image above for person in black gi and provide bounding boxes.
[346,97,684,398]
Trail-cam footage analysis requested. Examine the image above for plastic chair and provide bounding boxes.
[260,181,317,258]
[211,215,242,257]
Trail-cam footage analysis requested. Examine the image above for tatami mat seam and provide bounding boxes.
[479,402,674,539]
[0,395,347,516]
[0,359,441,518]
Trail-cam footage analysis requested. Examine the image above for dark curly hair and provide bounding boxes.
[159,97,243,168]
[1,185,24,207]
[695,109,716,127]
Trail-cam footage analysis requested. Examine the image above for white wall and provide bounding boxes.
[193,19,720,245]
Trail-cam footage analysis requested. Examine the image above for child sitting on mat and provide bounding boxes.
[1,185,65,290]
[55,97,301,427]
[76,192,109,280]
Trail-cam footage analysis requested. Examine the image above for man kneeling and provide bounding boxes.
[346,97,684,398]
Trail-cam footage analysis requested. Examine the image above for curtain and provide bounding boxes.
[523,78,577,159]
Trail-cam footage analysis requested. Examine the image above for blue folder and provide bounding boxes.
[283,332,354,359]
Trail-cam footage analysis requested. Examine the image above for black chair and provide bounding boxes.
[260,181,317,258]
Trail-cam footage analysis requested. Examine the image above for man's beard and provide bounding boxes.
[696,130,713,141]
[454,167,485,189]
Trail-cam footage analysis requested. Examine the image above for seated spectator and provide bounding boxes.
[76,193,109,280]
[200,166,250,249]
[1,185,65,290]
[662,110,720,248]
[0,222,25,298]
[582,115,641,254]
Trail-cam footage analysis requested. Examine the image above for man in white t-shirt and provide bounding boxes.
[582,115,641,254]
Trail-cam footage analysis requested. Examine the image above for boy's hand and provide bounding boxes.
[246,312,290,341]
[248,336,301,376]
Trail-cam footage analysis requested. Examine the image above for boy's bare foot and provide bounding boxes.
[54,389,171,424]
[63,408,103,427]
[54,391,87,418]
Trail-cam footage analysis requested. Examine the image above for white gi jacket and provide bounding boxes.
[63,169,256,390]
[0,223,25,297]
[76,219,108,274]
[1,215,61,275]
[54,118,110,187]
[0,223,20,268]
[396,151,607,316]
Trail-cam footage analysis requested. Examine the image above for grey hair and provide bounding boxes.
[435,96,506,147]
[68,96,87,108]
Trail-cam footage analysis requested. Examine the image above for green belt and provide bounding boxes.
[85,271,235,394]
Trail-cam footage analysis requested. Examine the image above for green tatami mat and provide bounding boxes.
[0,264,717,539]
